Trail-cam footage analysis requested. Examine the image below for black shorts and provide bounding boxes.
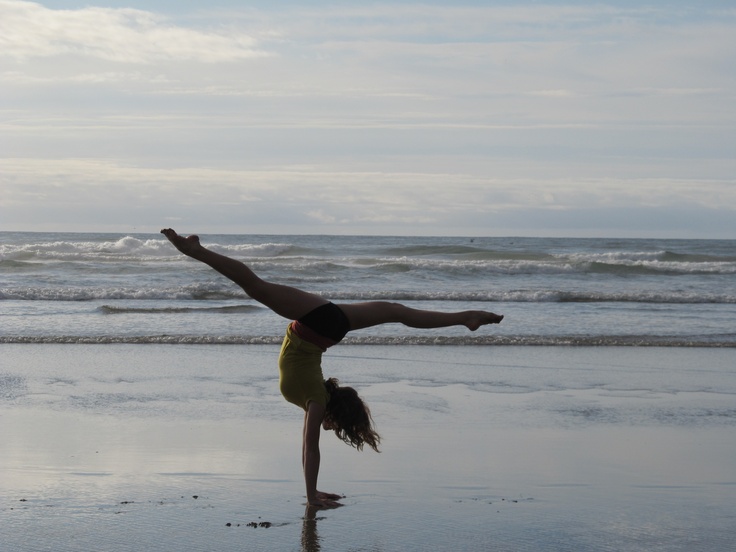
[297,302,351,343]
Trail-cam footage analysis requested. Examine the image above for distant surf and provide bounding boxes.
[3,232,735,346]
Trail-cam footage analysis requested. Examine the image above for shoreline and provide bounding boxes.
[2,336,735,346]
[2,344,735,551]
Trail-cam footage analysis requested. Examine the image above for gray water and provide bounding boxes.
[2,232,735,346]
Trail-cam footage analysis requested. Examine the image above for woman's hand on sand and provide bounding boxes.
[160,228,202,256]
[308,498,342,510]
[316,491,343,501]
[307,491,343,509]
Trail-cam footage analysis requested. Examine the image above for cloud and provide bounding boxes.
[2,156,733,213]
[0,0,265,63]
[1,2,735,237]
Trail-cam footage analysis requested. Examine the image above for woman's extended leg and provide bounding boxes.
[162,229,504,330]
[337,301,503,332]
[161,229,327,320]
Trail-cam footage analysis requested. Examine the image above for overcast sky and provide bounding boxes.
[1,0,735,237]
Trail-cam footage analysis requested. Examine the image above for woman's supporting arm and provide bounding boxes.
[302,402,341,508]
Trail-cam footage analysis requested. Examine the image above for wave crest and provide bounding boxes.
[2,334,734,347]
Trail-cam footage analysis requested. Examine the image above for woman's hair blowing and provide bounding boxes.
[324,378,380,452]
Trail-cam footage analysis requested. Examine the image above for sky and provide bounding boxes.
[1,0,735,238]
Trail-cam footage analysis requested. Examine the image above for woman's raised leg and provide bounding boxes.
[337,301,503,332]
[161,229,327,320]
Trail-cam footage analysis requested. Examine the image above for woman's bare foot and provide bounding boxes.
[465,311,504,331]
[160,228,203,256]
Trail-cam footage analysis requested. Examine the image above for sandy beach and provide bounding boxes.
[2,344,735,551]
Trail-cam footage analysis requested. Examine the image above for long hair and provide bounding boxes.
[324,378,381,452]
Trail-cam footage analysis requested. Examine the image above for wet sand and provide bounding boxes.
[1,344,735,551]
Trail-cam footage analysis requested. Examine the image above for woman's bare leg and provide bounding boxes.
[161,229,504,330]
[161,229,327,320]
[338,301,503,332]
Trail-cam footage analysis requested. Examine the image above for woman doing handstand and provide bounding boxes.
[161,229,504,508]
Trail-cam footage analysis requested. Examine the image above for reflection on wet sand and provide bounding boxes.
[301,505,323,552]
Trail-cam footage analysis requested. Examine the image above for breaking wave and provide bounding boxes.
[2,334,734,347]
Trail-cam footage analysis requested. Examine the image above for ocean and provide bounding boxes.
[1,232,735,347]
[2,231,736,552]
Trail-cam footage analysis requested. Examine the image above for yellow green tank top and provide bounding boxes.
[278,324,330,410]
